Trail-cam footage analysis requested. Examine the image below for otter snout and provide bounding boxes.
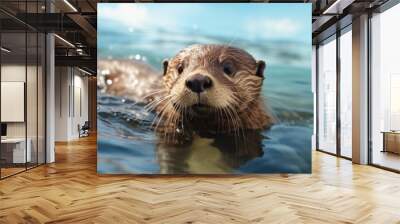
[185,74,212,93]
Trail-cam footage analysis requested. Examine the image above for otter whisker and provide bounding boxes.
[229,105,247,149]
[226,102,244,141]
[147,100,173,129]
[224,106,242,148]
[146,94,172,106]
[148,95,172,125]
[168,104,181,141]
[141,88,167,101]
[219,107,228,131]
[145,99,167,113]
[166,103,184,143]
[215,107,222,133]
[161,104,177,141]
[225,105,240,141]
[113,89,167,113]
[154,102,175,132]
[222,107,236,135]
[154,93,188,142]
[170,93,190,141]
[174,104,186,141]
[219,107,228,133]
[152,98,174,130]
[144,94,169,110]
[144,94,172,111]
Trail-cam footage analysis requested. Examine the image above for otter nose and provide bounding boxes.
[185,74,212,93]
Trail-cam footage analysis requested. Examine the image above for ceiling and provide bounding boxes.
[0,0,392,73]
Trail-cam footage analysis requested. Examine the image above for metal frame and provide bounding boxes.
[367,11,373,166]
[336,24,341,158]
[315,44,319,151]
[315,21,353,161]
[315,32,339,156]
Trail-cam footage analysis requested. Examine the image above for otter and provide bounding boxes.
[98,59,163,103]
[98,45,274,141]
[151,44,274,142]
[98,44,274,173]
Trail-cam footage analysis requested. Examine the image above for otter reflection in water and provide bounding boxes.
[99,44,275,173]
[156,130,265,174]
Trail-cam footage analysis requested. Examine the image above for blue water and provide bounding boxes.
[97,10,313,174]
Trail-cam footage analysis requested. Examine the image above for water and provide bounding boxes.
[97,5,313,174]
[97,94,312,174]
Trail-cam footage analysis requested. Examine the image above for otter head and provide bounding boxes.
[157,44,270,135]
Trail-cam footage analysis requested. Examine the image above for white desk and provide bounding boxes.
[1,138,31,163]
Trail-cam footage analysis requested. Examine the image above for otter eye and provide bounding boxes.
[222,61,234,76]
[177,64,184,74]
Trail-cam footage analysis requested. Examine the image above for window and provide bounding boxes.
[317,36,337,154]
[339,28,352,158]
[370,3,400,171]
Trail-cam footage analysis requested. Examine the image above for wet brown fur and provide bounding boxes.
[149,44,274,140]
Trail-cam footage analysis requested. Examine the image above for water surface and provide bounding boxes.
[97,4,313,174]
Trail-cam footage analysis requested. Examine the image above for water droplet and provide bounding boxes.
[135,54,141,60]
[101,69,110,75]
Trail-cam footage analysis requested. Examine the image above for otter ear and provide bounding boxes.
[256,60,266,78]
[162,59,169,76]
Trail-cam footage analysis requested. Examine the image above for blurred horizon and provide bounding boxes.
[98,3,312,69]
[98,3,311,43]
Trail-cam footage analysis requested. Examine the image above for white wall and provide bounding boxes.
[1,64,46,164]
[54,67,89,141]
[1,65,39,138]
[374,5,400,131]
[71,73,89,138]
[55,67,70,141]
[1,65,26,139]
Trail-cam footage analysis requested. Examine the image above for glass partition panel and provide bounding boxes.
[371,4,400,171]
[317,36,337,154]
[339,29,352,158]
[0,1,46,179]
[38,32,45,165]
[27,30,38,169]
[27,0,41,169]
[1,30,27,177]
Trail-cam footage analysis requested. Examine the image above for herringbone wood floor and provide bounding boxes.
[1,135,400,224]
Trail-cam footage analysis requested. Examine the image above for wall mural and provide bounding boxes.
[97,3,313,174]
